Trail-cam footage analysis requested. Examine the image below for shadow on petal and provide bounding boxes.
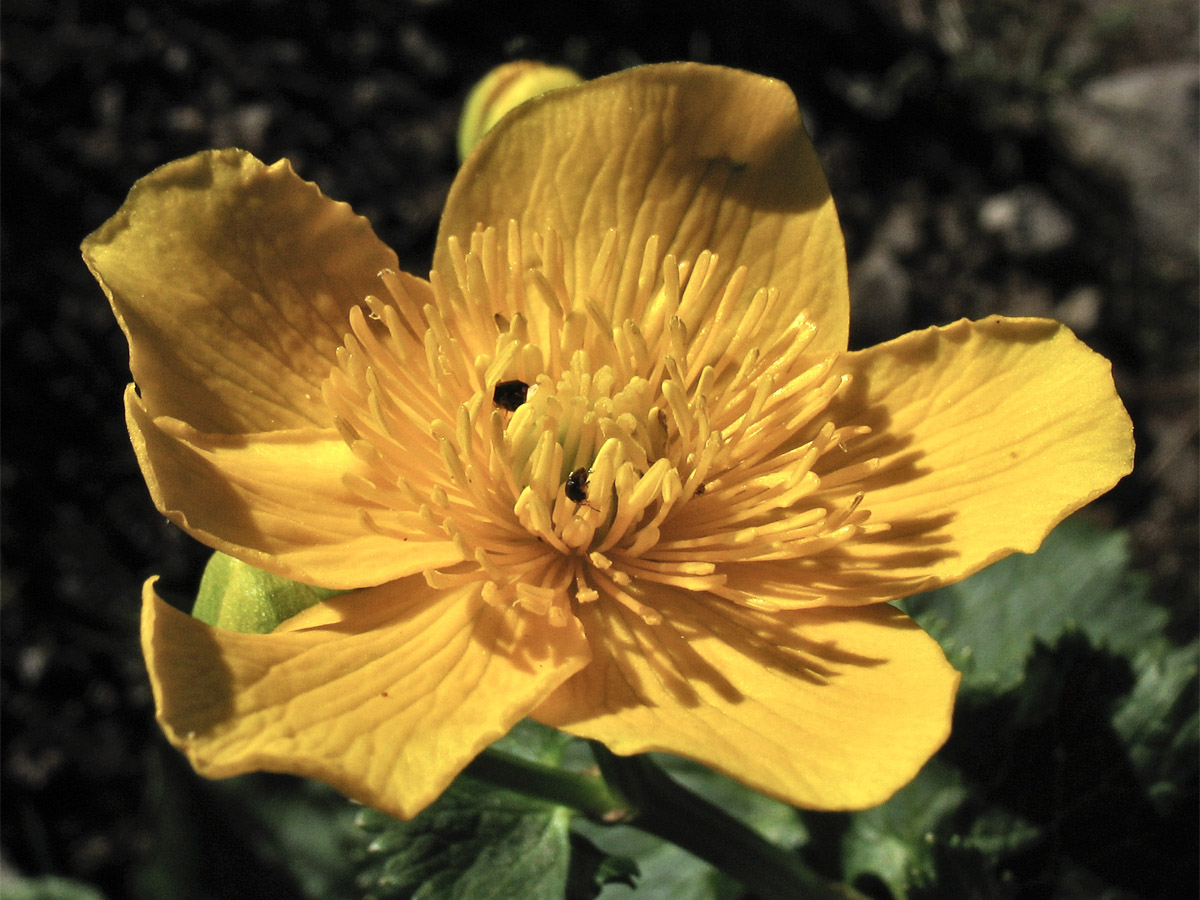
[574,600,741,710]
[143,580,238,742]
[535,592,958,811]
[145,576,591,819]
[709,600,925,681]
[813,316,1133,591]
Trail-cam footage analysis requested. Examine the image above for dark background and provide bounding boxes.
[3,1,1196,898]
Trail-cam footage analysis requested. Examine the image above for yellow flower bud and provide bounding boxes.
[457,61,583,161]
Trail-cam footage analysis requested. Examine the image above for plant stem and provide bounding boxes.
[465,744,868,900]
[463,748,630,821]
[589,744,868,900]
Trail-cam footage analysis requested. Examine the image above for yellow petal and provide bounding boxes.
[819,316,1134,590]
[533,590,958,810]
[143,577,591,820]
[127,386,461,588]
[438,63,848,353]
[83,149,398,433]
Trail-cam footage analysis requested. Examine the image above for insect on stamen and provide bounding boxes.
[565,467,590,503]
[493,379,531,411]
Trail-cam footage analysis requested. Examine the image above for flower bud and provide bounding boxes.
[458,61,583,161]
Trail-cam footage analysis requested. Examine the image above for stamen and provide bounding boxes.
[591,568,663,625]
[320,221,880,631]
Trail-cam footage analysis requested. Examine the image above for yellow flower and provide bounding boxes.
[82,63,1133,820]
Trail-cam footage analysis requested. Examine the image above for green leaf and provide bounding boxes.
[491,718,577,766]
[651,754,808,849]
[355,778,573,900]
[192,551,341,634]
[572,818,740,900]
[852,518,1197,899]
[566,833,639,900]
[841,760,969,900]
[903,517,1198,816]
[140,771,363,900]
[840,760,1041,900]
[0,876,109,900]
[901,517,1160,696]
[1112,642,1199,812]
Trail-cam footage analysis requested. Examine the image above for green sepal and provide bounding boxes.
[192,551,342,634]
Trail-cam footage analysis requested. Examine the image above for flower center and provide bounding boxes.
[324,223,880,626]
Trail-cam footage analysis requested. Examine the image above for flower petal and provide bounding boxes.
[817,316,1135,591]
[533,591,958,810]
[438,63,848,351]
[127,386,460,588]
[143,577,591,820]
[83,149,399,433]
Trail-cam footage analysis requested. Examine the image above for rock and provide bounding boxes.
[978,185,1077,257]
[1001,275,1055,319]
[850,249,911,341]
[1056,285,1104,335]
[1051,61,1199,263]
[873,198,925,257]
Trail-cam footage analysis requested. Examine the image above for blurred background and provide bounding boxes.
[2,1,1196,898]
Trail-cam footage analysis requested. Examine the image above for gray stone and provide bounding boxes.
[874,199,925,257]
[1056,285,1104,335]
[1051,61,1199,262]
[978,185,1077,257]
[849,249,911,340]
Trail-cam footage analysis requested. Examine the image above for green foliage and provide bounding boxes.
[571,818,740,900]
[134,758,363,900]
[0,876,109,900]
[652,754,809,850]
[345,732,814,900]
[931,0,1138,125]
[841,761,971,900]
[565,834,640,899]
[235,779,364,899]
[352,722,637,900]
[901,517,1161,696]
[192,551,341,633]
[1111,643,1200,812]
[838,518,1198,899]
[574,754,810,900]
[492,718,576,766]
[354,782,574,900]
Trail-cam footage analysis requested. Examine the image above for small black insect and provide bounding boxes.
[565,467,590,503]
[492,379,530,411]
